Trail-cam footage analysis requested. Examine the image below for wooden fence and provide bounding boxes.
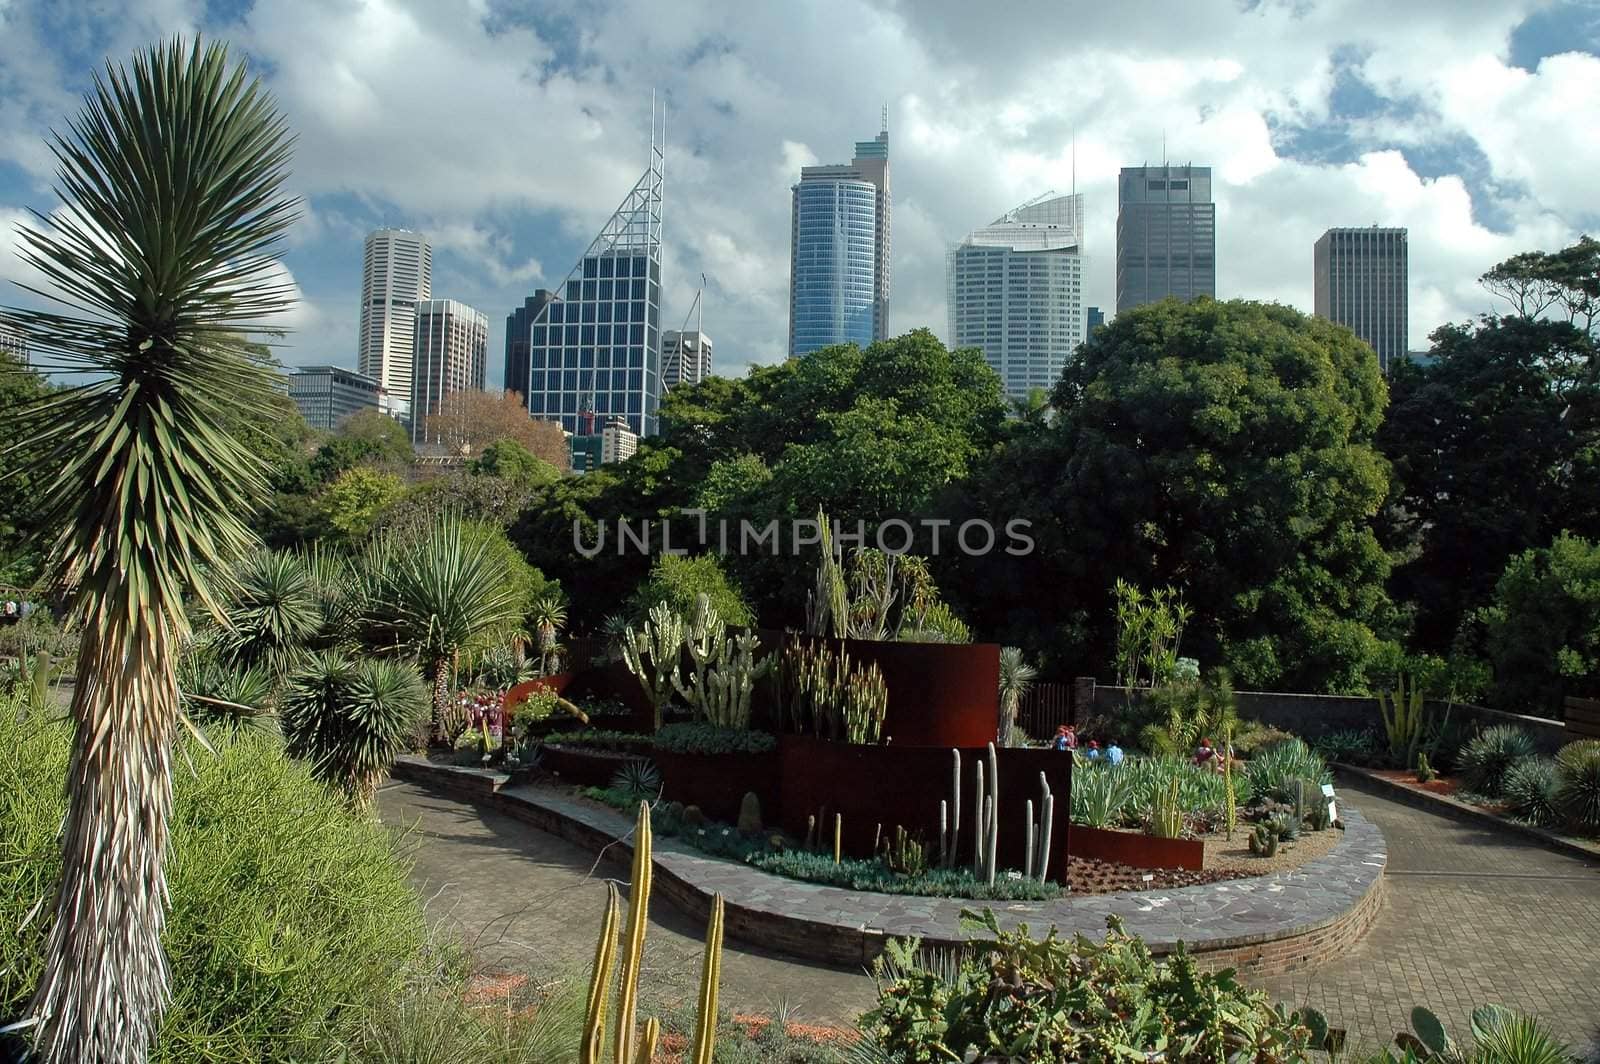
[1566,696,1600,740]
[1016,682,1073,740]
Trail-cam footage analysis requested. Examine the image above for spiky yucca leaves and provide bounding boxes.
[1554,740,1600,834]
[355,516,524,736]
[215,548,321,676]
[177,643,278,736]
[2,36,297,1064]
[997,646,1035,746]
[280,651,430,807]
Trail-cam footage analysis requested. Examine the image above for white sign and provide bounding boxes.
[1322,783,1337,824]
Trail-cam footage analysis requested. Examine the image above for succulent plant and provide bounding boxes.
[1554,740,1600,834]
[1459,725,1538,798]
[1504,757,1562,827]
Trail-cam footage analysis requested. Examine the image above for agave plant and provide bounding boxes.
[1458,725,1538,798]
[280,651,430,807]
[3,37,298,1062]
[355,516,525,737]
[1553,740,1600,834]
[1502,757,1562,828]
[996,647,1037,747]
[610,759,663,804]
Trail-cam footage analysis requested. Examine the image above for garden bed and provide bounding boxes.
[533,743,646,787]
[653,748,779,823]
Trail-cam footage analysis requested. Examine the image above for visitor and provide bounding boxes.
[1053,724,1076,752]
[1106,740,1124,766]
[1084,740,1101,761]
[1195,738,1216,766]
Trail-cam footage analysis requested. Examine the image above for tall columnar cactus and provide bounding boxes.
[970,742,1001,884]
[1377,672,1427,768]
[1223,725,1238,841]
[621,602,684,731]
[1033,770,1055,882]
[581,802,723,1064]
[805,508,850,638]
[843,658,889,744]
[699,631,772,730]
[672,593,727,713]
[940,748,962,869]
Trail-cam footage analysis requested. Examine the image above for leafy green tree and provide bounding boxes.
[318,466,406,543]
[1,38,297,1062]
[0,349,55,583]
[1478,533,1600,714]
[469,436,560,487]
[627,553,754,627]
[1481,235,1600,342]
[1380,316,1597,649]
[307,409,412,483]
[376,469,536,540]
[962,298,1394,691]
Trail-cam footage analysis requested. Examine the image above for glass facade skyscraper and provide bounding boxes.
[947,193,1086,400]
[514,131,665,437]
[1314,227,1408,372]
[790,176,877,357]
[1115,165,1215,313]
[788,121,890,358]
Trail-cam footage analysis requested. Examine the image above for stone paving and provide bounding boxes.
[1262,776,1600,1058]
[381,769,1600,1054]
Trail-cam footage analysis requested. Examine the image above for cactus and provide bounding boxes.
[1034,771,1055,882]
[804,508,850,639]
[887,825,928,876]
[1415,750,1436,783]
[1024,800,1035,880]
[579,802,724,1063]
[621,602,685,731]
[804,813,816,851]
[736,791,762,836]
[842,657,889,744]
[944,749,961,869]
[1149,777,1183,839]
[676,602,773,730]
[682,804,705,828]
[672,593,726,710]
[1248,822,1279,857]
[1223,725,1237,841]
[967,742,1003,884]
[833,813,842,865]
[784,637,886,743]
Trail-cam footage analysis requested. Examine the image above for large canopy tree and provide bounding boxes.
[2,38,298,1063]
[956,298,1394,691]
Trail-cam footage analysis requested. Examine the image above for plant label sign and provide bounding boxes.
[1321,782,1337,823]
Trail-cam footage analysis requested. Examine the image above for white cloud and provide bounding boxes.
[1,0,1597,379]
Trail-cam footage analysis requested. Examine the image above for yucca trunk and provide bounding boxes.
[29,591,181,1061]
[431,654,452,741]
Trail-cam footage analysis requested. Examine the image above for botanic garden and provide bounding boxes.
[3,35,1600,1064]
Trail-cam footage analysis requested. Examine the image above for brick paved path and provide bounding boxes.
[380,777,1600,1053]
[1262,777,1600,1057]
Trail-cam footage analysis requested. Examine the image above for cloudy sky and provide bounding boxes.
[2,0,1598,385]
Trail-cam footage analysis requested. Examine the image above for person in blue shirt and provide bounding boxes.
[1084,741,1100,760]
[1106,740,1124,766]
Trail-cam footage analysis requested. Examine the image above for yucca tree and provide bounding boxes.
[280,651,430,806]
[1,38,297,1062]
[216,548,321,676]
[356,516,524,734]
[530,590,568,673]
[998,646,1037,747]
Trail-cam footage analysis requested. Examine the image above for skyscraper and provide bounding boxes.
[661,329,713,390]
[947,192,1086,400]
[1115,165,1214,313]
[788,120,891,358]
[409,299,488,443]
[0,318,26,366]
[358,228,432,419]
[1314,227,1408,372]
[1087,306,1105,333]
[515,120,665,437]
[504,290,556,399]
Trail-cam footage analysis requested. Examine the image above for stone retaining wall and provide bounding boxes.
[391,757,1386,975]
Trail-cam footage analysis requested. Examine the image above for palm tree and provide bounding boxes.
[998,647,1037,747]
[357,515,524,735]
[3,38,297,1063]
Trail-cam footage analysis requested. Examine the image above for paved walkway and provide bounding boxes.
[1261,778,1600,1057]
[380,777,1600,1053]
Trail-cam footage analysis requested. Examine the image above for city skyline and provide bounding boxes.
[1,1,1596,384]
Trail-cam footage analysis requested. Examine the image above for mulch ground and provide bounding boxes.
[1066,853,1250,893]
[1372,769,1463,797]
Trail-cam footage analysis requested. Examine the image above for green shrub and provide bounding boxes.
[0,709,432,1061]
[1245,738,1330,802]
[541,728,653,752]
[1312,728,1382,766]
[858,910,1316,1062]
[628,553,754,627]
[653,721,778,756]
[747,852,1062,902]
[508,682,560,739]
[1070,764,1130,828]
[1457,725,1538,798]
[1554,740,1600,834]
[1140,675,1241,757]
[1503,757,1562,827]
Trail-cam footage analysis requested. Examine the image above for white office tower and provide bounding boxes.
[409,299,489,443]
[358,228,433,420]
[661,329,713,390]
[947,192,1086,400]
[600,415,638,463]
